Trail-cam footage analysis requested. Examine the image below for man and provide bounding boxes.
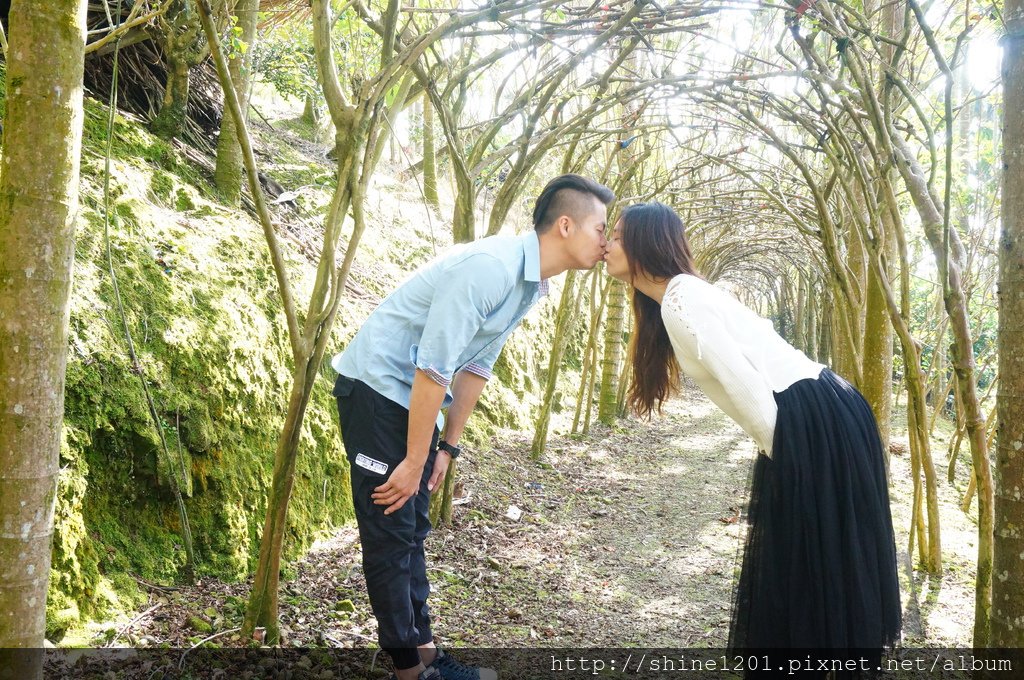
[332,174,614,680]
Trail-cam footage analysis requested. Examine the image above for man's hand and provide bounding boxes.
[427,451,451,493]
[372,458,425,515]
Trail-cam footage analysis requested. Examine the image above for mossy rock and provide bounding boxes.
[333,599,355,613]
[188,615,213,634]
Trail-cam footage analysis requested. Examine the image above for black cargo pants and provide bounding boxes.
[334,375,439,671]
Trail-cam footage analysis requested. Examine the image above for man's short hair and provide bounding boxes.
[532,174,615,233]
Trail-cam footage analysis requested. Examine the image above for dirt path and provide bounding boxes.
[84,388,977,662]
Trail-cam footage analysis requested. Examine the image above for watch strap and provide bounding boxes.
[438,439,461,459]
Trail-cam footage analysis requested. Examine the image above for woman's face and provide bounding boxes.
[604,219,631,281]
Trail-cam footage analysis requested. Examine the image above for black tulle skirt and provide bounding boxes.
[728,369,901,663]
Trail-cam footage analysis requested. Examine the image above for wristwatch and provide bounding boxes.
[437,439,461,459]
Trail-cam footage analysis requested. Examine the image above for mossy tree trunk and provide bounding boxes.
[573,274,609,434]
[843,201,868,386]
[0,0,87,672]
[992,0,1024,646]
[597,278,627,425]
[828,274,862,387]
[816,296,831,365]
[861,210,895,452]
[422,91,439,210]
[302,93,319,125]
[152,0,207,140]
[214,0,259,205]
[532,271,580,457]
[793,272,806,351]
[427,83,495,241]
[777,277,791,343]
[805,279,818,360]
[451,159,476,243]
[596,70,646,426]
[928,293,950,430]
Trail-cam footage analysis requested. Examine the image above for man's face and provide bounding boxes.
[563,196,608,270]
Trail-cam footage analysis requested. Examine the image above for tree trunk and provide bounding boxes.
[851,179,942,575]
[929,294,949,431]
[302,93,319,126]
[214,0,259,205]
[892,126,992,643]
[0,0,87,671]
[805,279,819,360]
[598,279,626,425]
[302,93,334,146]
[242,362,317,642]
[816,287,830,364]
[422,92,439,210]
[152,0,205,140]
[573,274,607,434]
[839,207,868,386]
[829,278,859,384]
[777,277,791,343]
[152,50,191,139]
[198,0,370,642]
[794,273,806,352]
[861,214,895,452]
[452,169,475,243]
[992,0,1024,646]
[532,271,580,457]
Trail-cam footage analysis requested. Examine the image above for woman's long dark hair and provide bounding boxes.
[620,202,700,418]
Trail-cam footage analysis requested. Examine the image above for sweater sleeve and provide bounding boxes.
[662,283,778,456]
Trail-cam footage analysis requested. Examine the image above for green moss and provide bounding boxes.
[175,187,196,212]
[188,615,213,634]
[55,199,358,628]
[275,115,317,141]
[151,171,174,203]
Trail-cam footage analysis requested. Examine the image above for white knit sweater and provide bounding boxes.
[661,274,825,457]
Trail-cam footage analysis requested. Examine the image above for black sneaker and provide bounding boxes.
[387,666,441,680]
[429,649,497,680]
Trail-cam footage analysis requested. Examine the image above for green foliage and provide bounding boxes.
[251,25,319,103]
[251,7,386,106]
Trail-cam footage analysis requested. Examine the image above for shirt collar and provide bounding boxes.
[522,231,541,283]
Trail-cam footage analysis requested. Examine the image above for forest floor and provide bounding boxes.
[68,387,980,678]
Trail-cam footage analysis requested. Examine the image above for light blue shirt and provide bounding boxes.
[332,232,548,427]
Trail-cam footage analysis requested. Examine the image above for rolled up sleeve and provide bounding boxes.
[463,338,503,380]
[462,361,494,381]
[413,254,511,387]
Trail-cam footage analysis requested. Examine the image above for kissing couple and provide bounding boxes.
[330,174,901,680]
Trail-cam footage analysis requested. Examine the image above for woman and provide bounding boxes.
[605,202,901,659]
